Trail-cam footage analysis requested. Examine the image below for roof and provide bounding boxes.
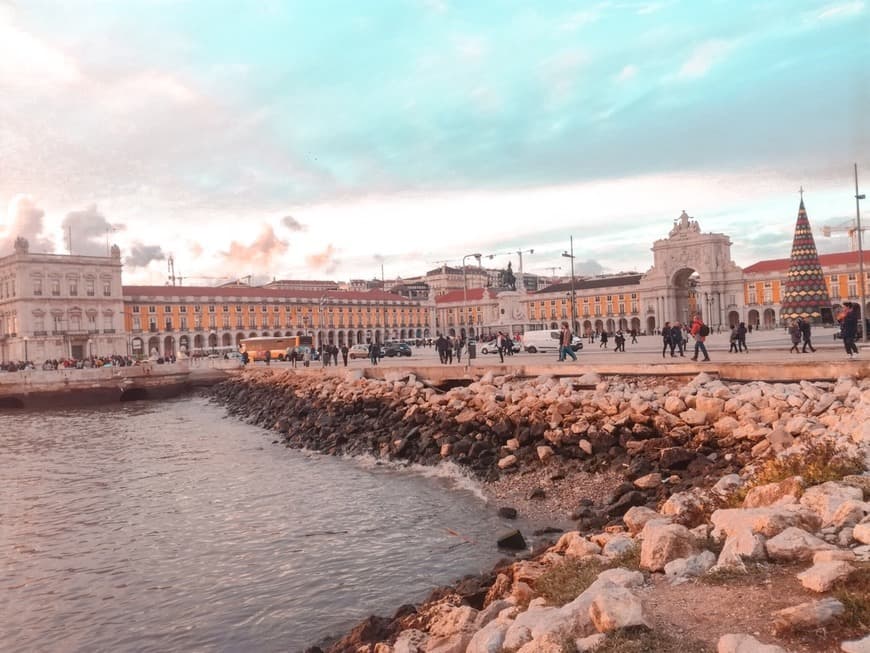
[536,274,643,294]
[743,251,862,274]
[122,285,414,302]
[434,287,500,304]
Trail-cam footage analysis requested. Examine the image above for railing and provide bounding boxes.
[33,330,48,336]
[51,330,65,336]
[103,329,116,334]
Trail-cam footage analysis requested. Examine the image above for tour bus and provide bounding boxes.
[239,335,313,362]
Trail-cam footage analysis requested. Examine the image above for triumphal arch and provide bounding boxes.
[640,211,745,333]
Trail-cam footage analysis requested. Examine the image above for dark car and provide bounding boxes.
[384,343,412,357]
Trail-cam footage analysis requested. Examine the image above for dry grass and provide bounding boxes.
[833,565,870,631]
[594,629,712,653]
[726,437,865,507]
[534,558,605,606]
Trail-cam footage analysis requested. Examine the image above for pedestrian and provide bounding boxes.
[630,329,638,344]
[788,320,801,353]
[670,322,685,357]
[341,344,349,366]
[840,302,860,358]
[368,341,379,366]
[454,337,463,364]
[661,321,672,358]
[264,349,271,366]
[729,324,739,353]
[445,337,453,364]
[496,331,507,363]
[289,348,298,368]
[690,313,710,361]
[599,331,609,349]
[800,318,816,353]
[614,330,625,352]
[302,348,311,367]
[558,322,577,361]
[737,322,748,352]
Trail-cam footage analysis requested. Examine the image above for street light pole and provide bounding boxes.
[462,253,482,337]
[855,163,867,342]
[562,236,577,333]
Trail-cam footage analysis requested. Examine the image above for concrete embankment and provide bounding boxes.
[0,360,240,409]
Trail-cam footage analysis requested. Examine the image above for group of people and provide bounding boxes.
[1,355,141,372]
[727,322,750,353]
[434,334,467,364]
[786,318,816,354]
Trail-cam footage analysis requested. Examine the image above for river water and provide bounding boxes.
[1,396,539,652]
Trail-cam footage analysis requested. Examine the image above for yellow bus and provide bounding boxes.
[239,335,313,362]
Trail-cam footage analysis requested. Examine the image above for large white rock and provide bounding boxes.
[664,550,717,581]
[772,598,844,634]
[710,505,821,540]
[394,629,428,653]
[623,506,664,534]
[465,619,510,653]
[797,560,855,592]
[742,478,803,509]
[765,527,836,562]
[716,529,767,569]
[800,481,864,526]
[588,586,651,633]
[639,521,700,572]
[841,634,870,653]
[712,474,744,498]
[601,535,636,559]
[660,491,706,526]
[595,567,645,588]
[853,520,870,545]
[680,408,708,426]
[717,633,789,653]
[554,532,602,559]
[575,633,607,652]
[831,500,870,529]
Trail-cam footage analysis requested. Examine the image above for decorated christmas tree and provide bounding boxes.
[780,196,833,324]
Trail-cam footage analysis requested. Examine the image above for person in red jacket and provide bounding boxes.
[690,314,710,361]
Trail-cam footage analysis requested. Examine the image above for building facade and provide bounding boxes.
[0,237,126,362]
[121,286,434,357]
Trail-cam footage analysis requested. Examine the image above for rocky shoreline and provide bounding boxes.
[210,368,870,652]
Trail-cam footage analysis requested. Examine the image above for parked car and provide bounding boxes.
[480,338,521,354]
[384,343,412,357]
[349,344,370,359]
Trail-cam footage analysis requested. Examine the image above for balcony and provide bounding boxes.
[33,330,48,336]
[103,329,116,334]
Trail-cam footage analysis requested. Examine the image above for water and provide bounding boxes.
[0,396,540,652]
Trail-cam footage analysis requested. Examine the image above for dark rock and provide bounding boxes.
[527,487,546,500]
[607,482,636,504]
[607,490,647,517]
[549,472,566,481]
[533,526,564,536]
[498,506,518,519]
[497,529,527,550]
[660,446,695,469]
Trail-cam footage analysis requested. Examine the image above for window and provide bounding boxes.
[33,279,42,296]
[53,315,63,332]
[87,314,97,331]
[194,305,201,313]
[179,305,187,313]
[70,315,81,331]
[208,304,215,313]
[848,274,857,298]
[748,287,757,304]
[180,316,188,330]
[148,305,156,313]
[763,282,773,303]
[34,316,45,333]
[222,304,229,313]
[51,279,60,296]
[222,315,230,328]
[102,280,111,296]
[103,314,113,331]
[132,305,141,313]
[86,279,95,296]
[165,316,173,330]
[133,316,141,331]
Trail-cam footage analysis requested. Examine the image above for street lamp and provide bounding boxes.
[562,236,577,333]
[23,336,28,362]
[462,253,482,337]
[855,163,867,342]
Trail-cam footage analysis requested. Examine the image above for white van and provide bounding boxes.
[521,330,583,354]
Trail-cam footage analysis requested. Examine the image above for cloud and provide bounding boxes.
[126,242,166,268]
[0,19,81,88]
[306,244,339,273]
[575,259,607,276]
[61,204,124,256]
[677,40,735,79]
[281,215,307,231]
[817,1,865,20]
[1,194,54,253]
[615,64,638,82]
[222,224,288,270]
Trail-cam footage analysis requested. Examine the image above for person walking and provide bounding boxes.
[728,324,740,353]
[630,329,638,344]
[661,322,672,358]
[454,337,463,364]
[368,341,379,366]
[690,314,710,361]
[736,322,748,352]
[840,302,860,358]
[670,322,685,357]
[599,331,609,349]
[496,331,507,363]
[788,320,801,353]
[264,349,271,366]
[559,322,577,361]
[340,344,349,366]
[799,318,816,353]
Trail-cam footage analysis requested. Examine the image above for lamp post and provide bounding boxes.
[23,336,28,362]
[462,253,482,338]
[855,163,867,342]
[562,236,577,333]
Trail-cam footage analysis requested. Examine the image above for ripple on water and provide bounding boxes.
[1,396,539,652]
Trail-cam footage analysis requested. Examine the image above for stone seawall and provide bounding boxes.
[0,360,239,408]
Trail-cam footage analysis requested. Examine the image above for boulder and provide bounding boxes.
[742,477,803,509]
[393,629,428,653]
[497,530,527,550]
[853,520,870,545]
[841,634,870,653]
[712,474,744,498]
[710,506,821,540]
[772,597,844,635]
[800,481,864,526]
[797,560,855,592]
[575,633,607,652]
[498,507,518,519]
[536,446,554,463]
[664,550,717,582]
[660,446,696,469]
[465,619,509,653]
[660,491,706,526]
[765,527,836,562]
[602,535,636,559]
[588,586,651,633]
[497,455,518,469]
[716,529,767,569]
[639,521,700,572]
[623,506,664,535]
[633,472,662,489]
[717,633,789,653]
[679,408,707,426]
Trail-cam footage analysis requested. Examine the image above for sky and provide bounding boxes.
[1,0,868,286]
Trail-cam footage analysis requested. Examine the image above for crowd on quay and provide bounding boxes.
[1,354,141,372]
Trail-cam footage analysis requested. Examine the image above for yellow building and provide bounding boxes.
[122,285,433,357]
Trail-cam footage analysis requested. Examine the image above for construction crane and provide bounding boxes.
[822,219,866,251]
